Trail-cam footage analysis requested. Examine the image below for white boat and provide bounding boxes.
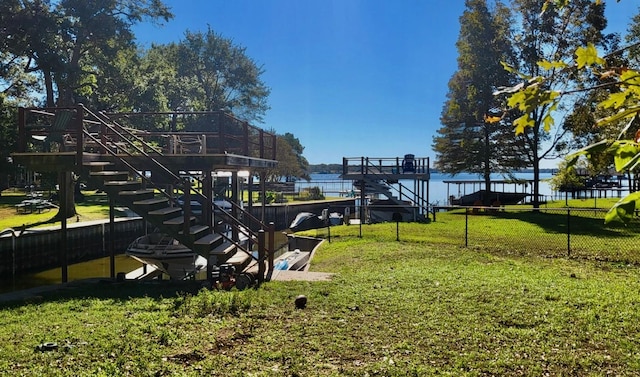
[126,233,207,279]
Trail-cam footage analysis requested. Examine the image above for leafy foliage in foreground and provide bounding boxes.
[2,222,640,375]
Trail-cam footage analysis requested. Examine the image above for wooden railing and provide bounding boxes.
[17,106,277,161]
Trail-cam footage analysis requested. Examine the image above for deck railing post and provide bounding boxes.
[271,134,277,161]
[109,197,115,279]
[218,112,226,154]
[259,129,264,159]
[243,121,249,156]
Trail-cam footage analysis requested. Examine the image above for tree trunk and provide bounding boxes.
[43,69,55,107]
[483,126,492,206]
[55,172,77,219]
[533,157,540,209]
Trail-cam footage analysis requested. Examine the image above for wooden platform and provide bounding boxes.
[11,151,277,173]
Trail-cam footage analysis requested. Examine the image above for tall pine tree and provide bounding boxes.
[433,0,525,204]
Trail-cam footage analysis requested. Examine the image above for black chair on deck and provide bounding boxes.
[402,154,415,173]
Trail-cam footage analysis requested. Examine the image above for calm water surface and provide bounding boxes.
[1,254,142,294]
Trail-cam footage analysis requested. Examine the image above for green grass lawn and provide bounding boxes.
[0,190,128,230]
[2,216,640,375]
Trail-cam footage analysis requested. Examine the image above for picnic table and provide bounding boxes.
[15,199,55,214]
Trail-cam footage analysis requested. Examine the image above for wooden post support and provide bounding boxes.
[109,197,116,279]
[59,172,68,283]
[267,222,275,281]
[257,229,265,284]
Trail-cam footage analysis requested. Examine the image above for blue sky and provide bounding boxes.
[134,0,640,167]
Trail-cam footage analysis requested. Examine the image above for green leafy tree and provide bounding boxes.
[549,159,587,194]
[497,0,604,207]
[0,0,172,217]
[174,27,270,122]
[281,132,310,181]
[501,0,640,223]
[434,0,526,204]
[266,133,311,183]
[1,0,172,106]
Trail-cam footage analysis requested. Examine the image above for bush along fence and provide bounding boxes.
[436,207,640,263]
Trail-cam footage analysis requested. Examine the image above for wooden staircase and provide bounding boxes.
[85,160,256,276]
[13,105,279,286]
[70,107,275,284]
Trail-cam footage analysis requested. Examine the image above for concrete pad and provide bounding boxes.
[270,270,334,282]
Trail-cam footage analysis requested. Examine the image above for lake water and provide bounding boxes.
[298,172,555,205]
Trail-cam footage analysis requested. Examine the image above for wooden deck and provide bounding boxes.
[11,151,277,174]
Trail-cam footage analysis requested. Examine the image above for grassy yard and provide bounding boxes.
[0,189,129,231]
[2,215,640,375]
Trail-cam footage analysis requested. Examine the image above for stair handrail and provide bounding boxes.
[79,107,187,203]
[85,106,278,279]
[96,110,165,156]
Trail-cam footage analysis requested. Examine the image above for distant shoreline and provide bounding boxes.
[308,164,557,175]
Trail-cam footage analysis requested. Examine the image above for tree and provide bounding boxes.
[501,0,640,223]
[1,0,172,107]
[280,133,310,181]
[497,0,606,207]
[173,27,271,122]
[433,0,526,204]
[0,0,172,218]
[549,159,587,197]
[265,133,311,183]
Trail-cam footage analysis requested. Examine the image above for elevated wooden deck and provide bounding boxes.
[13,106,278,174]
[341,156,430,181]
[11,151,277,174]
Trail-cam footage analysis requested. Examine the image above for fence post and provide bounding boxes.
[567,209,571,257]
[465,208,469,247]
[257,229,265,284]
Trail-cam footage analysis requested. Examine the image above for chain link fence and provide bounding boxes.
[445,207,640,263]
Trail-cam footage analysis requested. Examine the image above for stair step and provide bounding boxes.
[131,197,169,212]
[119,189,154,197]
[84,161,113,167]
[90,170,129,180]
[163,215,196,227]
[103,181,142,193]
[193,233,224,250]
[148,206,183,220]
[120,191,156,204]
[179,225,209,241]
[105,180,140,187]
[84,161,114,172]
[132,197,166,205]
[193,234,224,254]
[212,242,236,255]
[225,251,252,268]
